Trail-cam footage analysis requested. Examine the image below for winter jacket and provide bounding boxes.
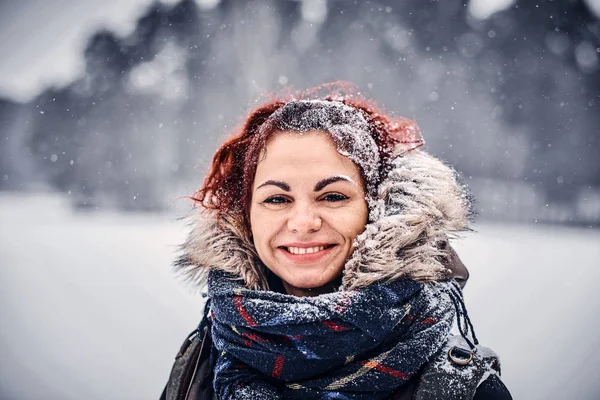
[165,149,513,399]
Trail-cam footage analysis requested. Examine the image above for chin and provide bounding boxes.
[284,269,341,289]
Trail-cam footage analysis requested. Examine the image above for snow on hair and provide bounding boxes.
[259,99,383,220]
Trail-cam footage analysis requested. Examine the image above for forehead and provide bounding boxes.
[254,130,362,181]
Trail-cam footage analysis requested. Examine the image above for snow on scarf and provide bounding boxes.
[208,269,456,400]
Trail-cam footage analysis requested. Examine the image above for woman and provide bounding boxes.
[165,84,511,399]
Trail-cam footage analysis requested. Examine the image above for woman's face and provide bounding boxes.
[249,131,368,297]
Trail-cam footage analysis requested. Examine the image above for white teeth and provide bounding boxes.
[287,246,325,255]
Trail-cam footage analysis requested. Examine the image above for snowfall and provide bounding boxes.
[1,193,599,400]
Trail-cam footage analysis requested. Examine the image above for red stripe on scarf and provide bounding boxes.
[272,355,285,379]
[242,332,269,343]
[360,360,411,380]
[406,314,437,325]
[234,295,257,327]
[322,320,350,331]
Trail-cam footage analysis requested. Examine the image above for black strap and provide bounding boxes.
[159,299,212,400]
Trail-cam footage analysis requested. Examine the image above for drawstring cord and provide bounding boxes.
[445,280,479,352]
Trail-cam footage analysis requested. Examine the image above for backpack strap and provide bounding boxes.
[160,300,215,400]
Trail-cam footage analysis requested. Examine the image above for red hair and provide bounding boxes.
[190,82,423,232]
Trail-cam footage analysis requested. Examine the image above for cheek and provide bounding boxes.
[333,203,368,238]
[250,204,263,229]
[249,205,279,247]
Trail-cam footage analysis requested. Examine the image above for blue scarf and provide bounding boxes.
[207,269,456,400]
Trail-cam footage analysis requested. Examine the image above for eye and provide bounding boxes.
[436,239,449,250]
[262,195,290,205]
[320,193,349,202]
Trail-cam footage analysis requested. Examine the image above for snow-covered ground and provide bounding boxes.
[1,193,599,400]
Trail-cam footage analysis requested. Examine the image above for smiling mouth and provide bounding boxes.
[281,244,336,255]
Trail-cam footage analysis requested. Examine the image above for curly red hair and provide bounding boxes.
[190,82,423,233]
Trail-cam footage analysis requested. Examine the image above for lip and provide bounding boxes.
[278,243,337,263]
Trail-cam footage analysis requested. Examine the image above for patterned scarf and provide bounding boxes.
[207,269,457,400]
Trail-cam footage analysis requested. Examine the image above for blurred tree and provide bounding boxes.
[482,0,600,201]
[3,0,598,223]
[0,98,34,190]
[388,0,600,201]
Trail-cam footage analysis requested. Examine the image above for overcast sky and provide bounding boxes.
[1,0,598,103]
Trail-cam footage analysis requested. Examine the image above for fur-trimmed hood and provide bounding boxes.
[175,149,473,291]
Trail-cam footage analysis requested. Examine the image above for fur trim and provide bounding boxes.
[175,213,267,290]
[175,150,473,291]
[343,150,473,290]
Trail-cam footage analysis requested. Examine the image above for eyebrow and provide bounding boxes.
[313,176,354,192]
[256,180,290,191]
[255,176,354,192]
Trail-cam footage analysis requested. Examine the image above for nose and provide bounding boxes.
[446,245,470,289]
[287,203,322,233]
